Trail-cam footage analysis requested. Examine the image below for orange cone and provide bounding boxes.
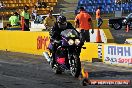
[96,28,102,43]
[126,25,129,32]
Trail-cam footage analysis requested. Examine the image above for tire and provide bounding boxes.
[49,56,54,68]
[52,47,63,74]
[52,64,62,74]
[70,55,81,78]
[112,23,122,30]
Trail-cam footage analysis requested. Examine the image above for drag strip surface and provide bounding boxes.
[0,51,131,88]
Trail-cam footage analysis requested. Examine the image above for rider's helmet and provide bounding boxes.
[57,15,67,29]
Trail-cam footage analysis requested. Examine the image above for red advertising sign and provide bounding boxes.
[37,36,49,50]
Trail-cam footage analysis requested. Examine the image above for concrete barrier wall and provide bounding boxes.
[0,31,50,55]
[80,43,98,62]
[81,43,132,67]
[0,30,99,62]
[102,43,132,67]
[0,28,114,60]
[0,30,132,67]
[80,42,132,67]
[89,29,114,43]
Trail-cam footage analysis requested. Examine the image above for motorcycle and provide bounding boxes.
[43,29,82,78]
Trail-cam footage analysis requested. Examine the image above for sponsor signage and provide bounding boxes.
[37,36,49,50]
[104,45,132,66]
[89,80,130,85]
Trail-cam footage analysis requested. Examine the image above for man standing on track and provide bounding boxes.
[75,7,94,43]
[96,6,103,28]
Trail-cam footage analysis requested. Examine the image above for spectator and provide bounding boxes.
[9,12,20,26]
[16,9,22,20]
[36,0,41,8]
[43,10,56,30]
[36,0,47,8]
[0,1,5,9]
[31,5,37,20]
[34,14,43,23]
[96,6,103,28]
[21,5,30,31]
[41,2,47,8]
[75,7,94,43]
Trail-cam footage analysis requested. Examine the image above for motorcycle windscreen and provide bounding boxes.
[61,29,79,38]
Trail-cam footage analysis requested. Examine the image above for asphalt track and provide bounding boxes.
[0,50,132,88]
[110,28,132,43]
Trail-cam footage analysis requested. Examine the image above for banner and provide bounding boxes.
[104,45,132,66]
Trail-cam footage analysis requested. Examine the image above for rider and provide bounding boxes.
[50,15,75,40]
[49,15,80,66]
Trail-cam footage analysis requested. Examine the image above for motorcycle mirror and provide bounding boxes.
[82,47,86,49]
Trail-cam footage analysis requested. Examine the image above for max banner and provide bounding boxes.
[104,45,132,66]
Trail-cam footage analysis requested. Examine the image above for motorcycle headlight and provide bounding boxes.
[75,39,80,45]
[68,39,74,45]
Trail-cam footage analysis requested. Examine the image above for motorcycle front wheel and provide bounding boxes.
[50,55,62,74]
[70,55,81,78]
[52,64,62,74]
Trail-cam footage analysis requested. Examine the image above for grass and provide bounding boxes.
[93,19,109,29]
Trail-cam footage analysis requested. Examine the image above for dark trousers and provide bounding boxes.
[97,18,103,28]
[24,19,30,31]
[80,29,90,42]
[78,29,90,56]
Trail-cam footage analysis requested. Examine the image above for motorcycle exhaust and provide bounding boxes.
[43,52,51,62]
